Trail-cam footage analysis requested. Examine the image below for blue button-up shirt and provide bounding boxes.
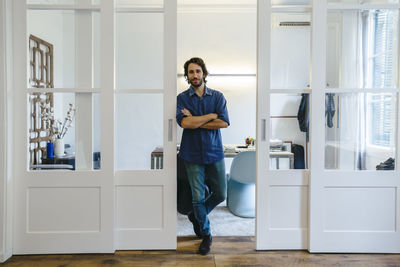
[176,86,230,164]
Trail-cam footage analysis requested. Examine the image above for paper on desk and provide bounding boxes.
[269,139,283,146]
[223,144,239,153]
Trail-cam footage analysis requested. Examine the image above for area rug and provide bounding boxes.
[177,206,255,236]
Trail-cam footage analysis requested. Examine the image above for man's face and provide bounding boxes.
[187,63,204,88]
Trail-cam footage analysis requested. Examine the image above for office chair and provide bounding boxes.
[227,150,256,218]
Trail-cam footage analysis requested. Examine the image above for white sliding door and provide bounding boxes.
[310,0,400,253]
[13,0,114,253]
[13,0,177,253]
[114,0,177,249]
[256,0,311,250]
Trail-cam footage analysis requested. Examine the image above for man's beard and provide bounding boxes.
[190,78,203,88]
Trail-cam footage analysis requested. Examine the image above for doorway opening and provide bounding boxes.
[175,1,310,238]
[175,0,257,238]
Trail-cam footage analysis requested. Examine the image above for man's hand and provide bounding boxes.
[200,119,229,129]
[180,112,218,129]
[181,108,192,116]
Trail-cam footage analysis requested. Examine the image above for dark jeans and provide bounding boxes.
[184,159,227,236]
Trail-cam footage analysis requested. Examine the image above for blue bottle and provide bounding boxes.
[46,142,54,159]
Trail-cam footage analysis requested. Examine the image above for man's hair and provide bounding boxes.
[183,57,208,84]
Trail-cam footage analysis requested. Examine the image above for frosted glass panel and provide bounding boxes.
[271,13,311,89]
[115,13,164,89]
[115,94,163,170]
[270,93,308,170]
[326,10,398,89]
[28,10,100,88]
[325,93,396,170]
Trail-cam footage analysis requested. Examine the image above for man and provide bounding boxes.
[176,57,230,255]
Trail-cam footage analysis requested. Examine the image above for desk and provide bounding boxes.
[270,151,294,169]
[150,146,294,169]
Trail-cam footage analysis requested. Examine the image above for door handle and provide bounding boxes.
[168,119,173,142]
[261,119,266,141]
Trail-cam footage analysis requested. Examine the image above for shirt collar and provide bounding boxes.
[189,85,212,97]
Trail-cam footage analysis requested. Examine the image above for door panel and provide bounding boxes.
[13,0,114,254]
[309,0,400,253]
[114,0,177,250]
[256,0,310,250]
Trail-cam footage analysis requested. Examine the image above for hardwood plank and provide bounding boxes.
[3,237,400,267]
[3,254,215,267]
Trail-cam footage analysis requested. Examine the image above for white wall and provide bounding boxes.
[0,0,13,262]
[0,0,6,259]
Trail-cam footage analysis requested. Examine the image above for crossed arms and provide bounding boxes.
[180,108,229,130]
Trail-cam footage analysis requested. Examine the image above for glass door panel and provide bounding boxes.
[28,9,101,88]
[115,93,163,170]
[115,11,164,89]
[271,13,311,89]
[28,92,101,171]
[326,9,399,89]
[270,93,308,170]
[325,92,396,170]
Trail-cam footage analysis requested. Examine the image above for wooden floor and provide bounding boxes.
[3,236,400,267]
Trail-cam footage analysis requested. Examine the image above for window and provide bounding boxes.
[366,10,398,147]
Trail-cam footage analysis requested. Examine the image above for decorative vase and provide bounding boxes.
[54,138,64,157]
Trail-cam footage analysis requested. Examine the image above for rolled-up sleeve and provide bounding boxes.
[176,94,186,127]
[216,93,230,126]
